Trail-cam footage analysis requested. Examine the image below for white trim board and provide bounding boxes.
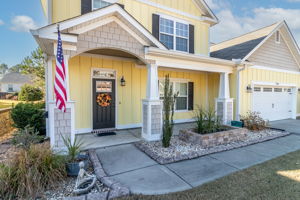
[136,0,217,24]
[250,65,300,75]
[251,81,297,88]
[32,4,167,50]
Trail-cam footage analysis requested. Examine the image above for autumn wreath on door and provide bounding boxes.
[96,93,112,107]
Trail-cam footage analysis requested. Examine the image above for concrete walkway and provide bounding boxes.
[270,119,300,135]
[95,134,300,195]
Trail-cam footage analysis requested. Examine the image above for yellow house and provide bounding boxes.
[211,21,300,121]
[33,0,300,150]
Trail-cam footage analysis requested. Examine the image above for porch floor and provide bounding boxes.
[77,123,196,150]
[77,128,141,151]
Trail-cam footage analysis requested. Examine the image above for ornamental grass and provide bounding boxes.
[0,143,66,199]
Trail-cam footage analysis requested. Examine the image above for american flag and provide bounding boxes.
[54,26,67,112]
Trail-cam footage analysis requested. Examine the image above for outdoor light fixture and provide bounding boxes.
[246,85,252,93]
[120,76,126,86]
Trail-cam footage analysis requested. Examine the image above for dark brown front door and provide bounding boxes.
[93,79,116,130]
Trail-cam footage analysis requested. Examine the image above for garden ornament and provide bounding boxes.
[73,161,97,195]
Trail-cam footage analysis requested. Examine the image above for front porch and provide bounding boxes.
[32,4,237,151]
[77,123,196,150]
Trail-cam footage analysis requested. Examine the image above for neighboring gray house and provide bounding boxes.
[0,72,33,93]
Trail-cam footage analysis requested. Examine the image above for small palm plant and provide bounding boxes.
[162,75,177,148]
[62,135,83,162]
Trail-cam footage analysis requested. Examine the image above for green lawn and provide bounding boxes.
[119,150,300,200]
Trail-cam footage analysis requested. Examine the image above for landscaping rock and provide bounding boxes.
[135,129,290,164]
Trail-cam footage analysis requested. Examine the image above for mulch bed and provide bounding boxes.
[135,128,290,164]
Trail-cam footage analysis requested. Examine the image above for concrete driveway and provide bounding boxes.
[95,134,300,195]
[269,119,300,134]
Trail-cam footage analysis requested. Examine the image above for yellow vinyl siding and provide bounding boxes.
[239,67,300,116]
[207,73,219,109]
[50,0,210,55]
[64,56,220,129]
[158,69,219,120]
[120,0,209,55]
[52,0,81,23]
[68,55,147,129]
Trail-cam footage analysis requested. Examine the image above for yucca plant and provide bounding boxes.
[62,135,83,162]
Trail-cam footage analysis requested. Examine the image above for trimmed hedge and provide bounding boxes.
[18,84,43,101]
[10,103,45,135]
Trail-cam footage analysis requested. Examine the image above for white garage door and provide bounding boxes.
[252,86,294,121]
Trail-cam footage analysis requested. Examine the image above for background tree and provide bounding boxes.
[19,48,45,91]
[9,64,22,73]
[0,63,8,74]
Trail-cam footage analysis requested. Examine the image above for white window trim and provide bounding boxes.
[158,14,190,53]
[159,78,190,112]
[92,0,118,10]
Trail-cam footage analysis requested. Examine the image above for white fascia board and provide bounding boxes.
[146,47,236,66]
[39,32,77,43]
[34,4,167,50]
[250,65,300,75]
[242,21,284,63]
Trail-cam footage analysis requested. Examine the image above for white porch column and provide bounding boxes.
[142,63,163,141]
[216,73,234,125]
[47,54,75,152]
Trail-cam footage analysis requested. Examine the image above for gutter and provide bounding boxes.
[232,59,245,121]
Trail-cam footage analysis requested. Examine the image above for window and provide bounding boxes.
[159,80,188,111]
[7,84,13,92]
[159,16,189,52]
[275,31,280,44]
[93,0,112,9]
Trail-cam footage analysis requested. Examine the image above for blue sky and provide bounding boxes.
[0,0,299,67]
[0,0,46,67]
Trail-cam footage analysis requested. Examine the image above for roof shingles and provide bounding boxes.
[210,36,266,61]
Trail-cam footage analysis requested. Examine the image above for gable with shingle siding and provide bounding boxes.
[248,32,300,72]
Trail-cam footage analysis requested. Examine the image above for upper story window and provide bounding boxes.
[93,0,113,10]
[159,17,189,52]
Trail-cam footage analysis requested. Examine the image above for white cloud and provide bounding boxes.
[211,7,300,44]
[0,19,4,26]
[10,16,37,32]
[205,0,220,10]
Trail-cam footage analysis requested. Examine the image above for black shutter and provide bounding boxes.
[189,24,195,54]
[188,82,194,110]
[81,0,92,15]
[152,14,160,40]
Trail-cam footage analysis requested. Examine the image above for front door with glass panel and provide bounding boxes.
[93,79,116,129]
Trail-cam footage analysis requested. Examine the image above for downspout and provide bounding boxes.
[47,0,53,24]
[232,59,246,121]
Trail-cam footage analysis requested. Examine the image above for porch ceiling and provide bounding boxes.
[86,49,139,59]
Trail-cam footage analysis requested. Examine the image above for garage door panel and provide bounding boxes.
[252,86,294,121]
